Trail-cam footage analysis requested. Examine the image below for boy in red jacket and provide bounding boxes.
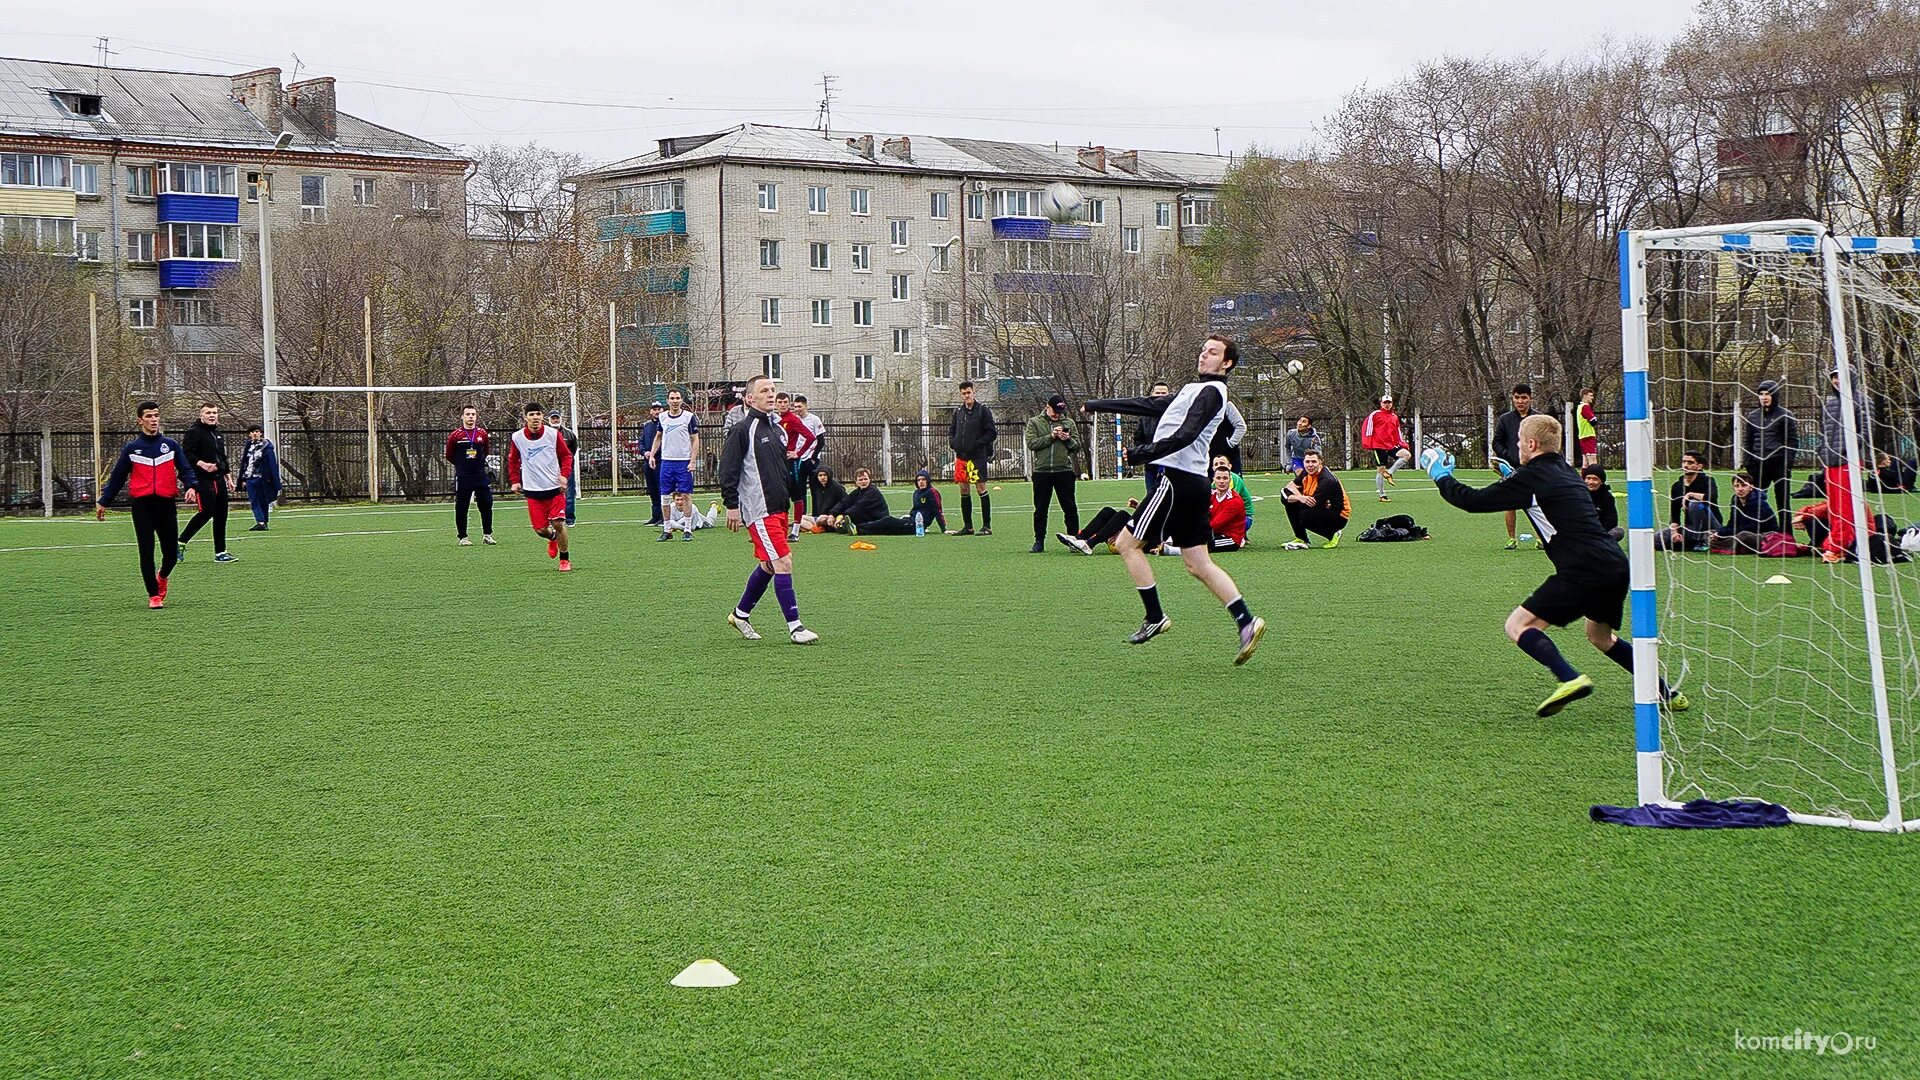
[1208,464,1247,551]
[1361,392,1411,502]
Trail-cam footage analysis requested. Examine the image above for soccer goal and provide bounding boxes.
[265,381,578,503]
[1620,220,1920,831]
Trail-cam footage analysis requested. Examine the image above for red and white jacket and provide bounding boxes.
[1361,408,1405,451]
[100,431,196,503]
[1209,488,1247,546]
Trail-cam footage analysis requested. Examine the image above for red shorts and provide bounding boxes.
[748,513,791,562]
[1578,437,1598,455]
[526,491,566,531]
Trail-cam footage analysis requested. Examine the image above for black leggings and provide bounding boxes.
[1076,506,1130,546]
[456,480,493,538]
[856,515,916,536]
[179,481,228,551]
[1751,454,1793,532]
[130,496,180,596]
[1031,471,1079,541]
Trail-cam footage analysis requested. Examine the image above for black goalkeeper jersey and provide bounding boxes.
[1436,453,1628,585]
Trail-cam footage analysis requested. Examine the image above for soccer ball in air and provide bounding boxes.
[1286,360,1305,375]
[1041,181,1084,223]
[1418,447,1452,472]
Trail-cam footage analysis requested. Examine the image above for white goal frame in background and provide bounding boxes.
[1619,219,1909,831]
[265,381,578,503]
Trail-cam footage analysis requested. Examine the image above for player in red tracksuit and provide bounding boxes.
[776,392,819,538]
[1361,393,1411,502]
[1208,464,1248,551]
[96,400,200,607]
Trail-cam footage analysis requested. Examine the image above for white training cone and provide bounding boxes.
[1764,574,1793,585]
[671,959,739,988]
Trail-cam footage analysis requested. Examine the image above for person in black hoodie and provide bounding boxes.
[802,465,847,531]
[1744,379,1799,532]
[1581,465,1622,542]
[1490,383,1535,550]
[947,381,997,534]
[819,468,895,532]
[178,401,237,562]
[1430,413,1686,718]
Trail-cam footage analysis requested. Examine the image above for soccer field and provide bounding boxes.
[4,473,1917,1077]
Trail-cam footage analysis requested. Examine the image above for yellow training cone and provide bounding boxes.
[671,959,739,987]
[1764,574,1793,585]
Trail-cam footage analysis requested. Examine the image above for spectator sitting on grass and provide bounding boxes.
[820,468,901,534]
[660,492,716,541]
[1656,450,1720,551]
[909,469,948,534]
[1213,454,1253,535]
[1866,450,1917,493]
[802,466,847,532]
[1281,449,1350,550]
[1057,499,1140,554]
[1709,472,1774,553]
[1582,465,1623,543]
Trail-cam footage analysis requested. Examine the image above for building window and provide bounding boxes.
[0,216,74,251]
[71,163,99,196]
[75,229,101,262]
[0,153,72,189]
[126,298,156,330]
[760,239,781,268]
[852,299,873,327]
[809,241,830,270]
[966,356,991,380]
[354,178,377,206]
[409,181,439,211]
[892,327,912,355]
[1181,198,1213,227]
[161,162,237,195]
[124,165,154,199]
[1156,201,1173,228]
[811,298,832,326]
[849,187,870,215]
[851,243,871,271]
[929,300,951,327]
[889,218,909,248]
[968,302,989,326]
[300,175,327,223]
[812,353,832,381]
[934,355,953,380]
[854,354,875,382]
[757,182,778,211]
[245,171,264,202]
[1122,226,1141,254]
[966,246,984,273]
[1082,198,1105,225]
[760,297,781,325]
[928,244,950,273]
[807,185,828,214]
[762,353,782,379]
[166,222,238,260]
[930,191,949,219]
[125,230,156,264]
[967,191,985,220]
[1124,329,1142,355]
[172,298,215,326]
[614,179,685,213]
[1157,254,1171,277]
[890,273,909,301]
[990,189,1043,218]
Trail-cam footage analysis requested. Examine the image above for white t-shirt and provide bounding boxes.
[801,413,825,453]
[658,410,698,462]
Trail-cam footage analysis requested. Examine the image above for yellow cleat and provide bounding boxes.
[1536,674,1595,718]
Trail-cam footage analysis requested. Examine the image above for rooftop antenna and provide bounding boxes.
[813,73,837,136]
[93,37,115,88]
[1215,127,1221,155]
[290,52,304,84]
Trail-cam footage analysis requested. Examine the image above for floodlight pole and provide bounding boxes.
[258,130,294,446]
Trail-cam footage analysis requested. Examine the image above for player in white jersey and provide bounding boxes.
[506,402,575,571]
[1082,335,1265,664]
[648,388,701,502]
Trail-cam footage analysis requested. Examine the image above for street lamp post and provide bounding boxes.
[919,234,962,464]
[258,130,294,445]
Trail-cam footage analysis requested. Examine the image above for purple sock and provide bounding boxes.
[737,566,773,616]
[774,573,801,626]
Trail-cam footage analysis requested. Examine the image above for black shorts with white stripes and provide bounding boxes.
[1130,468,1212,549]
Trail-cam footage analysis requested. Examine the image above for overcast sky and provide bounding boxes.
[4,1,1698,164]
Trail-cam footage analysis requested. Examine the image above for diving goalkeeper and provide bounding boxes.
[1427,413,1687,718]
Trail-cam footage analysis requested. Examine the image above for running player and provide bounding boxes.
[506,402,574,572]
[445,405,495,546]
[1361,393,1411,502]
[719,375,818,644]
[1427,413,1688,716]
[95,400,199,607]
[1082,334,1266,664]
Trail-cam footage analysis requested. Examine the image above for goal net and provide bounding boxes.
[265,381,579,503]
[1622,220,1920,831]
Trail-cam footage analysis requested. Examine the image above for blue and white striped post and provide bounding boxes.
[1619,230,1665,807]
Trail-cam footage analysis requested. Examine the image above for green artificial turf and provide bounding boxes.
[3,473,1918,1078]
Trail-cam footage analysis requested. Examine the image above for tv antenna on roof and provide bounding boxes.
[814,73,837,136]
[93,37,115,88]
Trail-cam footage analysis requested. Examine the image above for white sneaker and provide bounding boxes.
[458,537,473,546]
[727,611,761,640]
[789,626,820,645]
[1283,540,1309,551]
[482,534,497,545]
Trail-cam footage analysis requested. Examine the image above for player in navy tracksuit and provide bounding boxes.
[96,400,199,607]
[1429,412,1687,717]
[445,405,495,545]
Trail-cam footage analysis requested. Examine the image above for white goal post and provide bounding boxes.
[1619,218,1920,831]
[265,381,578,503]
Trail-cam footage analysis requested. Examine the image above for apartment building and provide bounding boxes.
[570,124,1228,414]
[0,56,466,399]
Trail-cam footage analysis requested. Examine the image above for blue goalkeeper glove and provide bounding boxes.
[1426,452,1455,482]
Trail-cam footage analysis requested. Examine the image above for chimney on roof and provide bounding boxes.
[881,135,911,161]
[1077,145,1107,173]
[231,67,284,130]
[846,134,876,161]
[288,77,337,142]
[1110,149,1140,175]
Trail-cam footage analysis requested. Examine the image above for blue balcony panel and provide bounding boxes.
[992,272,1096,295]
[158,260,234,289]
[619,323,690,349]
[157,193,241,225]
[1048,223,1092,241]
[598,210,687,241]
[991,217,1049,240]
[636,266,690,294]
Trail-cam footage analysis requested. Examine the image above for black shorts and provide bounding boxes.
[1523,572,1628,629]
[1373,448,1407,467]
[958,455,989,484]
[1131,468,1212,549]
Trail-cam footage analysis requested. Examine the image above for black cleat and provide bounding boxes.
[1127,617,1173,645]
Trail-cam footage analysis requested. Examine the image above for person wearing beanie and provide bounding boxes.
[1744,379,1799,533]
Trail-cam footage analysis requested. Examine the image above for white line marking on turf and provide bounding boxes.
[0,517,669,554]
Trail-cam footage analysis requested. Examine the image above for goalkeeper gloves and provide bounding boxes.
[1426,452,1456,482]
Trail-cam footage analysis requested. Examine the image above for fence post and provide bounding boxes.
[1090,413,1100,481]
[1413,409,1423,457]
[1732,406,1745,470]
[1024,430,1032,478]
[40,426,53,518]
[881,423,893,486]
[1486,403,1497,465]
[1564,401,1576,459]
[1343,414,1354,470]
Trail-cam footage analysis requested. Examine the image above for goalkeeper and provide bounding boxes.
[1426,414,1686,717]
